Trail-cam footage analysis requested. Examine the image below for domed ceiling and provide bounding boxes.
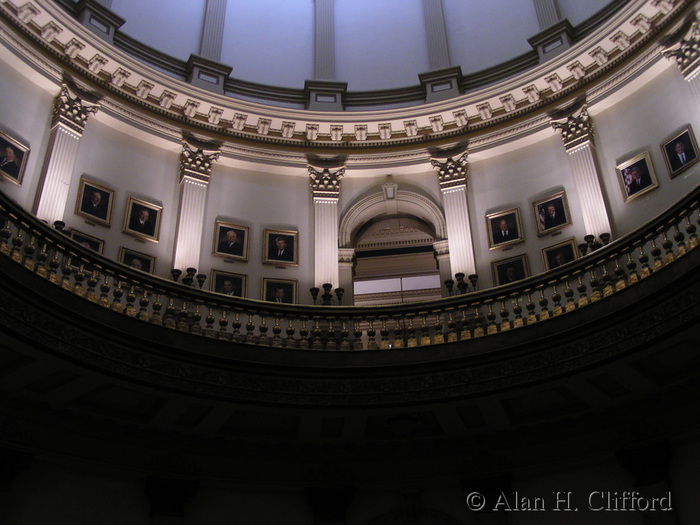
[101,0,615,93]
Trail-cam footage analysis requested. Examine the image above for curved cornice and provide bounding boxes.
[0,0,693,168]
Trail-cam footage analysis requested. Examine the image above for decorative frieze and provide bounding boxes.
[51,82,100,134]
[64,38,84,59]
[306,123,319,141]
[135,80,153,99]
[551,105,593,151]
[110,67,130,88]
[17,2,39,23]
[180,139,221,183]
[453,110,468,127]
[431,152,468,190]
[40,21,61,42]
[309,165,346,199]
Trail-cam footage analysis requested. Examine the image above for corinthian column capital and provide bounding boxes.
[663,17,700,80]
[431,151,468,190]
[180,138,221,183]
[51,82,101,134]
[309,165,345,199]
[551,105,593,151]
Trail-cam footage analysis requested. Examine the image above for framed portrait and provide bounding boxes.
[75,177,114,226]
[661,125,699,178]
[486,208,524,249]
[262,277,297,304]
[70,229,104,254]
[263,229,298,266]
[533,190,571,236]
[0,129,29,185]
[616,151,658,202]
[123,197,162,242]
[119,247,156,274]
[491,254,529,286]
[210,269,247,298]
[213,220,249,261]
[542,237,579,271]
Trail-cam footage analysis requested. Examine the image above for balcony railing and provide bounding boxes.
[1,187,698,351]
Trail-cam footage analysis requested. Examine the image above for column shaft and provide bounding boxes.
[338,248,355,305]
[567,143,612,237]
[199,0,227,61]
[314,0,335,79]
[313,197,340,287]
[533,0,561,30]
[34,124,82,224]
[442,186,476,276]
[173,176,208,270]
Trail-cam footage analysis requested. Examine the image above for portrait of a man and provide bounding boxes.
[617,151,658,202]
[0,131,29,184]
[123,197,162,241]
[76,177,113,226]
[486,208,523,249]
[492,255,529,286]
[543,238,578,271]
[534,191,571,235]
[263,229,298,265]
[213,221,249,260]
[119,247,155,274]
[662,126,699,178]
[70,229,104,253]
[211,270,246,297]
[262,278,296,304]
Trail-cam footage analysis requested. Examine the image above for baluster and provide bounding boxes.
[511,293,525,327]
[473,305,486,337]
[637,242,652,278]
[218,308,230,339]
[365,318,377,350]
[176,301,190,331]
[459,306,472,340]
[446,309,458,342]
[485,301,498,334]
[311,317,323,349]
[550,282,563,316]
[150,294,163,324]
[613,256,627,291]
[0,217,11,255]
[673,223,687,258]
[205,307,216,337]
[420,313,431,345]
[10,227,24,263]
[563,278,576,313]
[661,230,675,265]
[625,251,640,285]
[258,314,269,345]
[123,285,138,317]
[600,262,614,297]
[271,316,283,347]
[163,297,177,328]
[34,242,49,278]
[72,265,87,297]
[190,303,203,335]
[286,318,297,348]
[685,214,697,250]
[575,273,588,307]
[392,315,405,348]
[352,318,363,350]
[498,298,511,331]
[60,256,73,291]
[339,318,350,350]
[379,316,390,349]
[536,285,550,320]
[111,280,124,312]
[85,269,99,302]
[22,232,37,269]
[589,268,602,302]
[231,310,242,341]
[98,275,112,307]
[244,313,256,343]
[433,312,444,344]
[137,289,151,321]
[47,247,60,284]
[650,237,663,271]
[326,317,337,350]
[300,317,311,349]
[406,314,417,347]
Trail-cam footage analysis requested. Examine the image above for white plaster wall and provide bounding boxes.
[335,0,430,90]
[221,0,314,89]
[111,0,206,62]
[64,117,181,279]
[0,53,55,211]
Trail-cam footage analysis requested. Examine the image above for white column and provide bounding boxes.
[314,0,336,80]
[309,165,345,288]
[431,153,476,277]
[172,139,220,271]
[533,0,561,30]
[200,0,227,61]
[35,83,100,224]
[338,248,355,305]
[551,105,612,238]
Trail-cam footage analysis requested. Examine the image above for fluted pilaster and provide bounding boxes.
[338,247,355,305]
[172,139,220,271]
[432,239,451,296]
[200,0,227,61]
[35,83,100,224]
[422,0,450,70]
[551,105,612,238]
[431,152,476,276]
[310,165,345,288]
[533,0,562,30]
[314,0,335,80]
